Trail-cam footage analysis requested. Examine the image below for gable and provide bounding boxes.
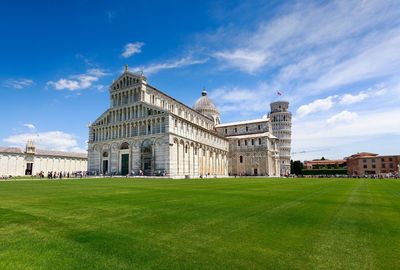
[110,72,146,92]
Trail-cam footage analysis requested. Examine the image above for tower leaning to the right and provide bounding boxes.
[269,101,292,176]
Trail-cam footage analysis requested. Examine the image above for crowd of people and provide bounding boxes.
[0,171,88,180]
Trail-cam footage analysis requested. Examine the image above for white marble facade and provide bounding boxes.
[215,119,280,176]
[0,141,87,177]
[88,66,291,178]
[88,67,228,178]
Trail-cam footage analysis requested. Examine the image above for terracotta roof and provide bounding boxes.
[304,160,346,165]
[348,152,378,158]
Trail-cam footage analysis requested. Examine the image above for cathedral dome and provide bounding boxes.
[193,89,220,125]
[194,90,219,113]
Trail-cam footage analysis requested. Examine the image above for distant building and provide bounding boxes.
[346,152,400,176]
[304,159,347,170]
[0,140,87,177]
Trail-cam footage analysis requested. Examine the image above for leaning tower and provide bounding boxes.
[269,101,292,176]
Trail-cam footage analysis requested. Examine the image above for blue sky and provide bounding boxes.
[1,0,400,161]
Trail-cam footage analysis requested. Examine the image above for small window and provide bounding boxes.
[234,128,237,133]
[363,159,367,163]
[225,129,227,134]
[372,164,376,169]
[246,126,249,132]
[239,156,243,163]
[258,125,261,130]
[389,158,393,162]
[381,158,385,162]
[237,140,240,146]
[258,138,262,145]
[372,159,376,163]
[363,165,367,169]
[245,140,248,146]
[251,139,254,145]
[382,163,386,168]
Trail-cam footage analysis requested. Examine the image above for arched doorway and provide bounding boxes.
[102,151,109,175]
[141,140,153,175]
[120,142,130,175]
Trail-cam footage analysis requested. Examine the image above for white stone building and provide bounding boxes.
[215,119,280,176]
[88,67,291,178]
[0,141,87,177]
[88,67,229,178]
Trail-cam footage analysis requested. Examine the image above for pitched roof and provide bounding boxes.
[225,132,277,140]
[35,149,87,159]
[0,146,87,159]
[216,118,269,128]
[0,147,23,154]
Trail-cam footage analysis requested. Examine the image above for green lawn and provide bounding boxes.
[1,178,400,269]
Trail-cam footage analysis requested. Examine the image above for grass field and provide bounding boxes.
[1,178,400,269]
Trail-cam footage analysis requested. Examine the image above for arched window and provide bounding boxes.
[103,152,109,158]
[120,142,129,150]
[239,156,243,163]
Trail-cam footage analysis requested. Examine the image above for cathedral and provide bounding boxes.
[88,66,292,178]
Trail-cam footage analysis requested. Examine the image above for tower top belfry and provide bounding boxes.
[25,140,36,154]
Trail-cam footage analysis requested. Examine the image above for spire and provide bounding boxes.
[124,64,128,72]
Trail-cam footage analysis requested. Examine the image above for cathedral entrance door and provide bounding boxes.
[102,160,108,174]
[141,140,153,176]
[121,154,129,175]
[143,158,152,175]
[254,168,258,176]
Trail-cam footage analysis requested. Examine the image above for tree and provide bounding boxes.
[291,160,303,176]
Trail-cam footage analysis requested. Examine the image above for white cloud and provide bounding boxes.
[140,57,208,75]
[23,123,36,130]
[327,111,358,124]
[214,49,268,74]
[47,69,109,91]
[339,84,388,105]
[292,107,400,160]
[4,79,34,89]
[306,32,400,93]
[207,82,277,120]
[296,96,335,117]
[122,42,144,58]
[203,0,400,114]
[339,92,369,105]
[3,131,86,153]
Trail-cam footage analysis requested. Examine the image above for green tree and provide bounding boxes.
[291,160,303,176]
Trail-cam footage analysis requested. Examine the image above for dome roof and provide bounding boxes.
[193,90,219,114]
